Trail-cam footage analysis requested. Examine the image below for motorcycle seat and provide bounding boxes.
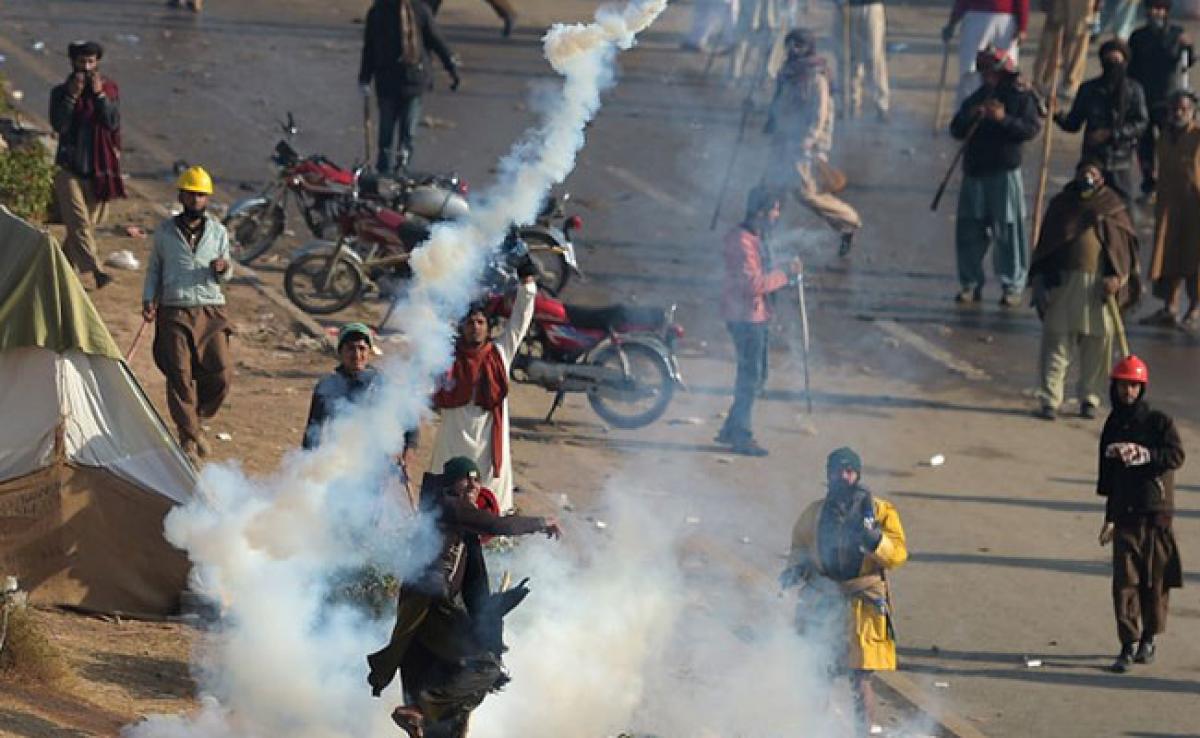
[565,304,665,331]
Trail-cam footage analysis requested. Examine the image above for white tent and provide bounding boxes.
[0,206,196,614]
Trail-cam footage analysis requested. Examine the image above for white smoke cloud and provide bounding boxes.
[125,2,669,738]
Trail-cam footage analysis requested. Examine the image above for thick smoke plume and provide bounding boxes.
[125,2,667,737]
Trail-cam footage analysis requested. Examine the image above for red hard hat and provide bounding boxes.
[1111,355,1149,383]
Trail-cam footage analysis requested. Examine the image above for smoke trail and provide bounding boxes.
[124,3,667,738]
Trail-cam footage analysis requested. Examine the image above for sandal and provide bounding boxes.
[1139,308,1179,328]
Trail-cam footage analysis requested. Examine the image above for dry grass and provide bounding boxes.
[0,604,74,685]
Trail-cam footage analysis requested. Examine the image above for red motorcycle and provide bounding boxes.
[485,250,685,429]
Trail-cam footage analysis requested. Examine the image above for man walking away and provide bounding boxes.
[837,0,892,121]
[764,29,862,257]
[48,41,125,290]
[1097,355,1184,673]
[950,47,1041,307]
[359,0,461,175]
[1143,91,1200,329]
[715,187,803,458]
[780,447,908,736]
[425,0,518,38]
[1032,0,1094,104]
[943,0,1029,102]
[1054,39,1149,215]
[1129,0,1194,199]
[142,166,234,461]
[1030,160,1140,420]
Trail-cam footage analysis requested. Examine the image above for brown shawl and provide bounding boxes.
[80,79,126,202]
[1030,184,1142,309]
[433,341,508,476]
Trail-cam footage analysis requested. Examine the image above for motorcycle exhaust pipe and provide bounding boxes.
[519,359,624,391]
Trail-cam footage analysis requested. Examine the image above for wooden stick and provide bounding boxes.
[126,318,150,362]
[1107,295,1131,357]
[933,42,951,134]
[930,116,982,211]
[1031,28,1065,244]
[841,2,852,116]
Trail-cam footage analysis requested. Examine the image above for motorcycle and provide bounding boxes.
[484,244,685,430]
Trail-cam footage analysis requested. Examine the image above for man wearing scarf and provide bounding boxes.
[1029,160,1141,421]
[48,41,125,290]
[429,268,536,513]
[1144,91,1200,329]
[1055,39,1149,215]
[763,28,862,257]
[716,187,802,457]
[1097,356,1184,673]
[781,447,908,735]
[1129,0,1194,198]
[359,0,460,174]
[950,46,1040,307]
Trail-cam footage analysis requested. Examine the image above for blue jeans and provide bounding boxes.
[721,321,769,442]
[376,94,423,174]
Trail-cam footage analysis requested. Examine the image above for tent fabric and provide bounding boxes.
[0,464,189,614]
[0,207,197,614]
[0,205,121,360]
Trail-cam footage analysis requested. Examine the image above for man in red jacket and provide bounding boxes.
[715,187,803,457]
[943,0,1029,102]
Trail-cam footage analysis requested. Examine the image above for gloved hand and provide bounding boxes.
[941,23,956,43]
[861,514,883,552]
[516,255,539,281]
[1105,442,1151,466]
[359,83,372,98]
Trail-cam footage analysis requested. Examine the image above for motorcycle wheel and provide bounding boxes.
[523,234,570,295]
[586,341,675,429]
[284,252,364,315]
[224,202,285,265]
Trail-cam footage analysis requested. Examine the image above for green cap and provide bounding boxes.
[442,456,480,483]
[337,322,374,350]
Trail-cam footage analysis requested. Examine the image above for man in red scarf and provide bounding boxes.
[49,41,125,290]
[429,266,537,513]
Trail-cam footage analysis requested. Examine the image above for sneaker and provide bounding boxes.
[1134,640,1156,664]
[95,271,114,290]
[954,287,981,304]
[1080,402,1097,419]
[999,291,1023,308]
[1139,308,1179,327]
[1033,403,1056,421]
[731,439,769,457]
[501,13,516,37]
[1109,644,1135,673]
[714,428,737,445]
[838,231,855,257]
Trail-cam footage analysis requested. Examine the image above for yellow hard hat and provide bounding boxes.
[176,166,214,195]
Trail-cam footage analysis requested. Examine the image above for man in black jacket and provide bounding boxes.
[1055,39,1149,213]
[1097,355,1185,673]
[1129,0,1194,198]
[359,0,460,174]
[950,46,1040,307]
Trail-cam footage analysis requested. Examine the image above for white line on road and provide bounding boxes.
[875,319,991,381]
[602,164,698,216]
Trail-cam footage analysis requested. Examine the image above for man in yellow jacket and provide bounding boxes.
[780,446,908,735]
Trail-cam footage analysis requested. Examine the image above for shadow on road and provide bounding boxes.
[908,551,1200,585]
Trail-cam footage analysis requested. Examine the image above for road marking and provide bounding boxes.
[876,671,992,738]
[602,164,697,216]
[875,319,991,381]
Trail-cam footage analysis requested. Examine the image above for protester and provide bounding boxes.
[729,0,788,81]
[141,166,234,461]
[764,28,862,257]
[429,263,538,513]
[48,40,125,290]
[715,187,803,458]
[1129,0,1194,198]
[1030,161,1140,420]
[949,46,1040,307]
[426,0,519,38]
[1097,356,1184,673]
[1054,40,1149,214]
[836,0,892,121]
[303,323,420,490]
[1143,90,1200,328]
[942,0,1029,102]
[366,457,562,737]
[359,0,461,174]
[1031,0,1093,104]
[780,447,908,736]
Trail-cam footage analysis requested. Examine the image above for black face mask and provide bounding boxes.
[1102,59,1127,82]
[182,205,206,220]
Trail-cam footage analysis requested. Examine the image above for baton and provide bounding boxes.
[126,318,151,362]
[796,275,813,414]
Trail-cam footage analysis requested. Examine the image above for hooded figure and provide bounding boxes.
[1029,159,1141,419]
[781,447,908,734]
[1097,356,1184,673]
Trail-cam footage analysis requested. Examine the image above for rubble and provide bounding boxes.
[103,250,140,270]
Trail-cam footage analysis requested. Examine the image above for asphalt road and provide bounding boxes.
[2,1,1199,735]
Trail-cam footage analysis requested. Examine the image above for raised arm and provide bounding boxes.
[497,279,536,366]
